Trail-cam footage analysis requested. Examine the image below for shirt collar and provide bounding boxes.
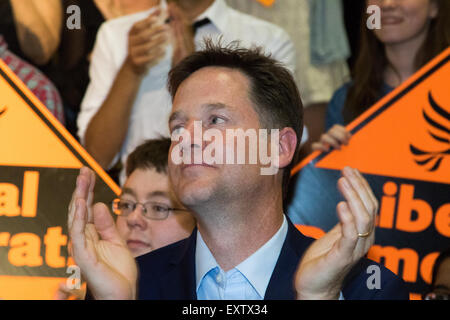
[193,0,229,33]
[195,215,288,298]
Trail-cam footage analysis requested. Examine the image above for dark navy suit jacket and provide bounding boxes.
[135,217,409,300]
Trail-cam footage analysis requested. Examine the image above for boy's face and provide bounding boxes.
[116,167,196,257]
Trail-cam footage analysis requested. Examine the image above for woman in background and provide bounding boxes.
[423,247,450,300]
[313,0,450,151]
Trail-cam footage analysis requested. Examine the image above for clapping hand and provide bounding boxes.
[68,167,138,300]
[295,167,378,299]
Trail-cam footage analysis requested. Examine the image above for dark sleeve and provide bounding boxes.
[84,286,94,300]
[324,83,351,130]
[342,258,409,300]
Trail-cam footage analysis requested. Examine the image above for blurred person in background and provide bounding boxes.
[423,247,450,300]
[0,0,62,66]
[312,0,450,152]
[226,0,351,159]
[0,35,65,123]
[57,0,162,139]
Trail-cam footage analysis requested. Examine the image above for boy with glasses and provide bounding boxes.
[114,137,195,258]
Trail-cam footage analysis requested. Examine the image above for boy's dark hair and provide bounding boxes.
[126,138,171,177]
[168,39,304,198]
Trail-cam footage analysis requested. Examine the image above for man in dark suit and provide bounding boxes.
[68,41,408,300]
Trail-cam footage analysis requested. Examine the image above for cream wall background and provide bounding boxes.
[226,0,350,107]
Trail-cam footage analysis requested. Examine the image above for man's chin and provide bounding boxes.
[176,180,217,207]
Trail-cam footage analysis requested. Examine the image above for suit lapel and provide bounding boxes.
[159,229,198,300]
[264,218,314,300]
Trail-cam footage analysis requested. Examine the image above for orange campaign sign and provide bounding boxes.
[257,0,275,7]
[0,59,120,299]
[288,48,450,300]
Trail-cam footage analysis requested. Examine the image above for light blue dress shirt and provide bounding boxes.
[196,216,288,300]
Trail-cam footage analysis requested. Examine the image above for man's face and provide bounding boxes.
[168,66,272,208]
[116,167,195,257]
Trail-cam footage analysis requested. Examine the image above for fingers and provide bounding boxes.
[130,31,168,57]
[338,175,371,238]
[329,125,351,146]
[129,24,169,47]
[128,18,170,73]
[93,203,125,246]
[86,168,96,223]
[335,201,358,257]
[312,125,351,152]
[69,197,89,263]
[353,169,379,215]
[342,167,378,218]
[131,8,163,34]
[337,167,377,255]
[311,142,329,152]
[68,167,91,230]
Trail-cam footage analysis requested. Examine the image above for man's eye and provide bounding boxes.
[210,116,225,125]
[171,125,184,135]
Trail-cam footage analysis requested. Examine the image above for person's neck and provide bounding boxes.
[383,28,428,87]
[194,186,285,272]
[175,0,215,21]
[119,0,160,16]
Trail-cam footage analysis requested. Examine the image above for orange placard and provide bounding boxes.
[257,0,275,7]
[292,47,450,177]
[289,47,450,298]
[0,59,120,299]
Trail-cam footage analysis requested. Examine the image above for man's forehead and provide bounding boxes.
[173,66,250,100]
[170,67,254,116]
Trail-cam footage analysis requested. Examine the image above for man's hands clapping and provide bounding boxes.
[68,167,138,300]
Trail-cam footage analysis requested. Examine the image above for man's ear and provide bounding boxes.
[278,127,298,170]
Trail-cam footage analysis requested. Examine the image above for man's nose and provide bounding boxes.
[182,120,205,151]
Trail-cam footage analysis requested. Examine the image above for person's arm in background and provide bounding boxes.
[312,84,351,152]
[81,9,170,169]
[9,0,63,65]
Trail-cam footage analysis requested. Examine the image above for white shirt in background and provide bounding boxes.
[78,0,305,184]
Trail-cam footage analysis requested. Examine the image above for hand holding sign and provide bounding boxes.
[68,167,137,300]
[312,124,351,152]
[295,167,378,299]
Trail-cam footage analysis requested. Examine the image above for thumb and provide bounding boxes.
[92,202,125,246]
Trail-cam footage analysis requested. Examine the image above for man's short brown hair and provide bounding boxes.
[167,40,304,197]
[126,138,171,177]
